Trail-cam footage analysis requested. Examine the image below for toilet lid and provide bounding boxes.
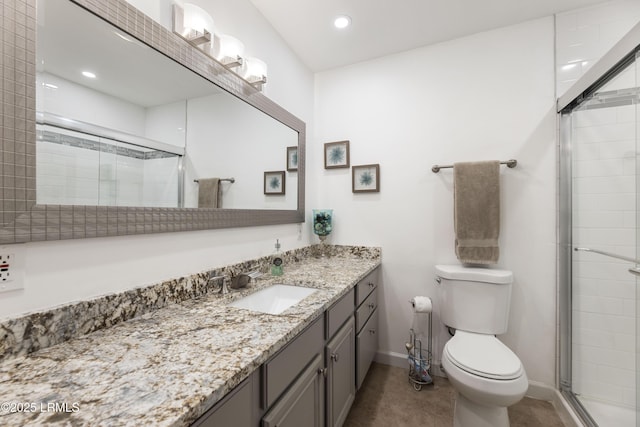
[444,331,523,380]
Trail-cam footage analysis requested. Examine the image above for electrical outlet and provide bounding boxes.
[0,245,24,293]
[0,253,13,282]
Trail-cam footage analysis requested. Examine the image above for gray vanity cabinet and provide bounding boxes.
[356,308,379,390]
[193,266,380,427]
[326,316,355,427]
[263,317,324,408]
[191,372,259,427]
[355,268,379,390]
[262,354,325,427]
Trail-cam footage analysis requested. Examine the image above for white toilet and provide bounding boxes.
[436,264,528,427]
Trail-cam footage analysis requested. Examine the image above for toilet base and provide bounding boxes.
[453,393,510,427]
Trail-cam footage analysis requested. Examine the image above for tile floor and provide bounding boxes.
[344,362,566,427]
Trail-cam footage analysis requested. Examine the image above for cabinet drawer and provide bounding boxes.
[264,316,324,408]
[355,268,378,307]
[355,286,377,333]
[326,288,354,339]
[356,308,379,390]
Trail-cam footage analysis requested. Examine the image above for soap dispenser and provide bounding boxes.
[271,239,284,276]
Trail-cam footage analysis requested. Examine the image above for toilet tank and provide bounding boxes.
[436,265,513,335]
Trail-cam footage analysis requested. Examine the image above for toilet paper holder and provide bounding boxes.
[407,297,433,390]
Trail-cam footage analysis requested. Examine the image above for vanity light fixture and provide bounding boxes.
[241,57,268,90]
[171,4,267,91]
[172,3,214,50]
[214,34,245,69]
[334,15,352,29]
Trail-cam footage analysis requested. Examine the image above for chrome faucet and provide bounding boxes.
[208,270,263,294]
[208,273,230,295]
[231,270,264,289]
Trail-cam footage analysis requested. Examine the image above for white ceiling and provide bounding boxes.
[249,0,608,72]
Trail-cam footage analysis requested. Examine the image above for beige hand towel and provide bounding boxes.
[197,178,221,208]
[453,161,500,264]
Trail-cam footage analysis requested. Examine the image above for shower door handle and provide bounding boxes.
[629,268,640,277]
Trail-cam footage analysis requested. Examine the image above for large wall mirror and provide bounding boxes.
[0,0,305,243]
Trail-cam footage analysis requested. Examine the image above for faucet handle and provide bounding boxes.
[208,272,230,295]
[245,270,264,280]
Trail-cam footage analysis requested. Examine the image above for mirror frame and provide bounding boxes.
[0,0,305,244]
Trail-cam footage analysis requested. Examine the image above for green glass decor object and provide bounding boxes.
[313,209,333,256]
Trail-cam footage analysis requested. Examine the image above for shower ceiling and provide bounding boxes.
[249,0,609,72]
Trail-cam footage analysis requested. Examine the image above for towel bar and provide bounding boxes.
[194,178,235,183]
[431,159,517,173]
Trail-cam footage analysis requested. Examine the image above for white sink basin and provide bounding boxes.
[228,284,318,315]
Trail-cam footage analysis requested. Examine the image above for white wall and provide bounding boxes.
[313,18,557,387]
[0,0,314,318]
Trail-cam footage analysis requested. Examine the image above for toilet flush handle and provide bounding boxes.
[434,277,441,285]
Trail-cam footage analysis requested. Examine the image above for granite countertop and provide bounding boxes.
[0,253,380,426]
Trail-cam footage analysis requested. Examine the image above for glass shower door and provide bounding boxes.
[568,53,638,427]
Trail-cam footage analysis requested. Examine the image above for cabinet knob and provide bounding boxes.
[369,329,376,335]
[368,303,375,309]
[368,282,374,288]
[331,353,339,362]
[318,367,327,377]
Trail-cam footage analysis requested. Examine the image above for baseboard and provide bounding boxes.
[374,350,406,368]
[374,350,446,377]
[526,380,556,401]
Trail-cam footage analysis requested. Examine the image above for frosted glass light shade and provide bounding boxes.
[182,3,214,36]
[215,34,245,62]
[242,57,267,82]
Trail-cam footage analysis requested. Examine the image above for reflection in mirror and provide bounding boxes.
[36,0,298,210]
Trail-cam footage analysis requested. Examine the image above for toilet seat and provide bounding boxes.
[444,330,523,381]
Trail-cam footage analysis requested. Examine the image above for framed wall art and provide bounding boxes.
[324,140,350,169]
[287,146,298,171]
[352,164,380,193]
[264,171,286,195]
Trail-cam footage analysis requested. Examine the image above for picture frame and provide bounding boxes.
[324,140,350,169]
[287,146,298,171]
[264,171,286,195]
[352,164,380,193]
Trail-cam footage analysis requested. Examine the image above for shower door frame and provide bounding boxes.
[557,21,640,427]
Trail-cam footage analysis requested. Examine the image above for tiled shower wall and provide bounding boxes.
[36,137,179,207]
[556,0,640,98]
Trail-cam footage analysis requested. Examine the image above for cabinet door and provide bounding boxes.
[262,354,324,427]
[263,317,324,408]
[326,316,355,427]
[192,374,254,427]
[356,308,378,390]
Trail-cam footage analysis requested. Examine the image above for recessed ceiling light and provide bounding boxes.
[82,71,96,79]
[334,15,351,29]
